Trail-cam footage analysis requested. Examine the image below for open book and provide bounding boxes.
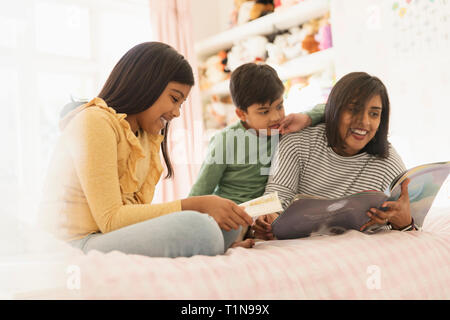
[242,161,449,239]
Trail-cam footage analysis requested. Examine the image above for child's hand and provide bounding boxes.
[279,113,312,135]
[197,195,253,232]
[251,213,279,240]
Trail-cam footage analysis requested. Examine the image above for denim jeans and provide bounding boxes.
[68,211,241,258]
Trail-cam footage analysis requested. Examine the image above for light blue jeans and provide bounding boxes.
[68,211,241,258]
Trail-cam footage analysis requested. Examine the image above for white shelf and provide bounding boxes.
[269,47,334,80]
[202,47,335,97]
[195,0,330,59]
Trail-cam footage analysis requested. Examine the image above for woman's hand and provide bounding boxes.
[251,213,279,240]
[360,179,412,231]
[279,113,312,135]
[181,195,253,231]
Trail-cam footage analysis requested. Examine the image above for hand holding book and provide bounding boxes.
[242,162,448,240]
[360,178,412,231]
[252,213,279,240]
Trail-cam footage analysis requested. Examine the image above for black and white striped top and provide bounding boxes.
[265,123,406,210]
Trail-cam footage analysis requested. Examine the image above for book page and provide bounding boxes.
[389,162,450,227]
[239,192,283,218]
[272,192,389,239]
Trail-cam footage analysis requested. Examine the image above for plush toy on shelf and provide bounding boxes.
[317,12,332,50]
[204,95,239,131]
[231,0,255,26]
[199,50,230,90]
[226,35,268,71]
[250,0,275,20]
[266,41,286,65]
[284,26,310,59]
[266,25,309,65]
[231,0,275,26]
[202,11,331,91]
[301,18,321,54]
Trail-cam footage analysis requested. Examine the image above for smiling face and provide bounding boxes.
[133,81,191,135]
[235,96,285,135]
[335,94,382,156]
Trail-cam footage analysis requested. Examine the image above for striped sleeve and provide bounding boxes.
[265,133,303,210]
[383,145,407,189]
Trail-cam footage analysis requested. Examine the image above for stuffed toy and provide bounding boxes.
[230,0,247,26]
[205,95,238,130]
[234,0,255,25]
[207,95,227,129]
[250,0,275,20]
[284,26,309,58]
[301,18,321,54]
[301,34,320,54]
[318,13,332,50]
[226,35,268,71]
[266,42,286,65]
[231,0,275,26]
[200,50,230,89]
[266,26,309,64]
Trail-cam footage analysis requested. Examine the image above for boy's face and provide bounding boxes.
[236,97,285,136]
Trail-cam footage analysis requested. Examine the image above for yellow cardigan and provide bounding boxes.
[38,97,181,241]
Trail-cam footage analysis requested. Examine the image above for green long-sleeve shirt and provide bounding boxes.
[189,104,325,204]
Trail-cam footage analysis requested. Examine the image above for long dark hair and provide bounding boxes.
[98,42,194,178]
[324,72,390,158]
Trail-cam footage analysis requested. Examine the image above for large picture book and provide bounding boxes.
[272,161,449,239]
[243,161,449,240]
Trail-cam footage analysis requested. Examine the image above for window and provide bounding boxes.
[0,0,152,224]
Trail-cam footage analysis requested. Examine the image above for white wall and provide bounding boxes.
[190,0,234,42]
[330,0,450,207]
[330,0,450,169]
[190,0,449,206]
[192,0,450,167]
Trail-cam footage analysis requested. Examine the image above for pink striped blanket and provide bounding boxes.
[59,207,449,299]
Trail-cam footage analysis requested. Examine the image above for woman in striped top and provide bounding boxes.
[251,72,416,240]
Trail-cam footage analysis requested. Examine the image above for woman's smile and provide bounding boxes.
[349,127,369,141]
[336,94,382,157]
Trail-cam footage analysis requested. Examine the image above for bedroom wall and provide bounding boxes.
[190,0,234,42]
[192,0,450,167]
[330,0,450,207]
[330,0,450,168]
[190,0,449,206]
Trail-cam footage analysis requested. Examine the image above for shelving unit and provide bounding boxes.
[203,47,335,97]
[195,0,330,60]
[195,0,333,99]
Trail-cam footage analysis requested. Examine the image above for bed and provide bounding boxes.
[6,206,450,300]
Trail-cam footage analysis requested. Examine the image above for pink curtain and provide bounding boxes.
[149,0,204,203]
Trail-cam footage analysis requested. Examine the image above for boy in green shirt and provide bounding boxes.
[189,63,325,246]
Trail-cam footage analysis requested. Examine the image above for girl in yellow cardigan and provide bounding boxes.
[38,42,254,258]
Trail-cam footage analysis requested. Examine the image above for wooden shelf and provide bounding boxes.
[195,0,330,60]
[201,47,335,98]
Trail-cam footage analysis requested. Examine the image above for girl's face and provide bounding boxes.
[335,94,382,156]
[137,81,191,135]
